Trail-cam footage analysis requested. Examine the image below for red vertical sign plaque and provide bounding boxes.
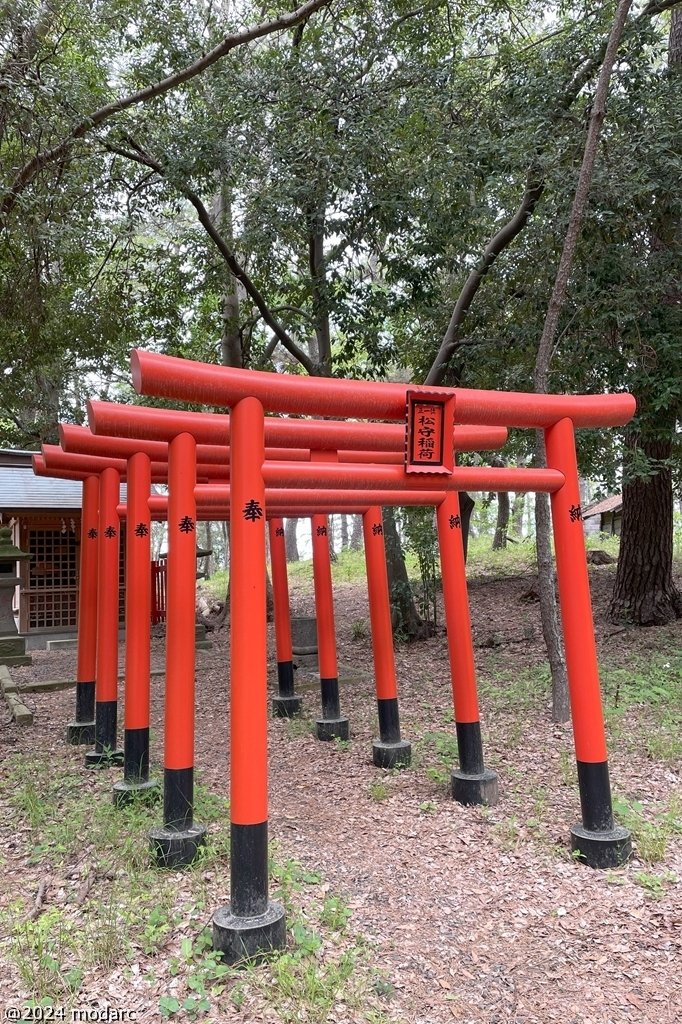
[405,390,455,474]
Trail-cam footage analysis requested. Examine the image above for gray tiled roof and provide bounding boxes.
[0,465,84,511]
[0,451,128,512]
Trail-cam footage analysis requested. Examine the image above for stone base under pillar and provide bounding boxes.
[272,695,303,718]
[213,901,286,964]
[85,748,124,769]
[149,823,207,868]
[315,717,349,741]
[113,778,160,808]
[372,739,412,769]
[570,824,632,868]
[67,721,96,745]
[451,768,499,806]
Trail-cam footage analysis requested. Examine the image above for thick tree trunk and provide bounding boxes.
[284,517,299,562]
[340,514,349,550]
[349,515,362,551]
[383,506,428,641]
[492,492,510,550]
[610,432,682,625]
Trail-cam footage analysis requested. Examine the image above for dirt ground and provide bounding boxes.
[1,565,681,1024]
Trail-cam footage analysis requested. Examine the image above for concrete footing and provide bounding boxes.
[570,823,632,868]
[213,901,286,964]
[451,768,499,806]
[149,823,207,868]
[372,739,412,769]
[315,716,350,741]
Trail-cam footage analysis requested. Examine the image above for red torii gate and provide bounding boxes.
[118,349,635,963]
[39,411,503,811]
[41,416,507,833]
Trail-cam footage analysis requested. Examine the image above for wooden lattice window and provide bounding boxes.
[22,519,79,630]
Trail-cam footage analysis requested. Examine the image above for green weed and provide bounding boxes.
[368,779,389,802]
[633,870,677,899]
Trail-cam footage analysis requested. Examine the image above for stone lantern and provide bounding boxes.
[0,525,32,666]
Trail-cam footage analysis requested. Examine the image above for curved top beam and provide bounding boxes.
[131,349,636,428]
[86,401,508,452]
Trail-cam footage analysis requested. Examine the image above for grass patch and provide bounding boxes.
[612,794,682,865]
[479,663,549,714]
[602,654,682,763]
[0,756,389,1021]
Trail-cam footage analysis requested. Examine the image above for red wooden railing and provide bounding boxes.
[151,558,167,624]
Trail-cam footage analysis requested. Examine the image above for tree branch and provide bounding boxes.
[425,168,544,385]
[535,0,633,393]
[1,0,331,221]
[424,0,680,386]
[105,140,317,374]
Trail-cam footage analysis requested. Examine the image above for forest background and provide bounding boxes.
[1,0,680,673]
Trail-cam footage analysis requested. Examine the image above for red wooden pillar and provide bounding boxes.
[85,466,123,767]
[67,474,98,745]
[545,417,631,867]
[150,433,206,866]
[269,517,301,717]
[213,397,285,963]
[436,492,498,805]
[311,512,349,741]
[114,452,158,807]
[362,507,411,768]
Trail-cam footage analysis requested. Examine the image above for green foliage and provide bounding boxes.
[400,507,440,632]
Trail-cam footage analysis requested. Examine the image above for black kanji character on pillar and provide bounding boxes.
[87,528,98,539]
[243,500,263,522]
[449,514,461,529]
[104,525,117,539]
[372,523,383,536]
[275,527,284,537]
[316,525,327,537]
[569,504,583,523]
[179,515,196,533]
[134,522,149,538]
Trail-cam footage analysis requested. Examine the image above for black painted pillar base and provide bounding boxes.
[570,824,632,868]
[451,768,499,806]
[86,700,120,766]
[113,778,160,809]
[149,822,207,868]
[272,695,303,718]
[315,716,350,741]
[571,759,632,867]
[372,739,412,769]
[316,677,348,740]
[67,720,96,745]
[277,660,296,697]
[213,900,286,965]
[149,766,206,867]
[85,747,124,769]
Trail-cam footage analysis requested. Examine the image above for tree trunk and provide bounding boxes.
[610,16,682,626]
[284,517,299,562]
[610,432,682,624]
[492,492,510,550]
[220,519,229,569]
[530,0,631,723]
[202,520,213,578]
[510,493,525,537]
[534,437,570,724]
[340,514,348,550]
[459,492,475,562]
[349,515,363,551]
[383,506,428,641]
[328,515,338,563]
